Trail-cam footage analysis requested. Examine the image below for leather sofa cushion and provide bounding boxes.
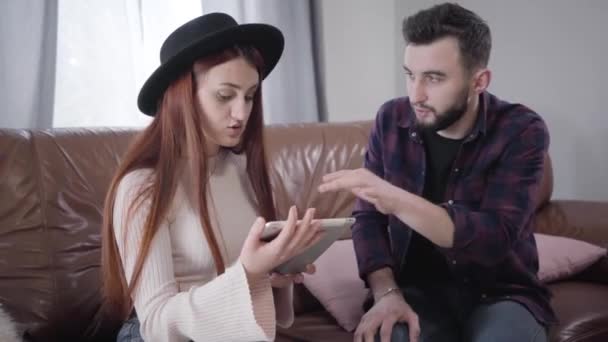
[277,310,352,342]
[548,282,608,342]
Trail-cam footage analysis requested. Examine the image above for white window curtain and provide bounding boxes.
[53,0,202,127]
[0,0,57,129]
[12,0,322,128]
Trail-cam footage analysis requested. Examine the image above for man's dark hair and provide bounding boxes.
[402,3,491,71]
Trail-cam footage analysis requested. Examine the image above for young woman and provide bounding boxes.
[101,13,322,342]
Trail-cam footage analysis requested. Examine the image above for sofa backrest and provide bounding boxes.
[0,121,554,340]
[264,121,554,222]
[265,121,373,224]
[0,128,137,340]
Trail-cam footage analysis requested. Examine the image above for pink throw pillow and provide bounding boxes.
[302,240,367,332]
[302,234,606,332]
[535,233,606,283]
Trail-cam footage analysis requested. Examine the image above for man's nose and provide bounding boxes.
[409,80,427,104]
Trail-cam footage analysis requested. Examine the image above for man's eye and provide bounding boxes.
[428,76,442,83]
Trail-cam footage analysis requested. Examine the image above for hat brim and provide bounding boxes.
[137,23,284,116]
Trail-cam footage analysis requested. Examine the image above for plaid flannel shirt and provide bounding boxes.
[352,92,556,324]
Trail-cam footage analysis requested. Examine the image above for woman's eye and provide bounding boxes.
[216,93,232,101]
[245,95,254,102]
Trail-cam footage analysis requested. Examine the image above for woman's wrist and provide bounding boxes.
[241,260,268,283]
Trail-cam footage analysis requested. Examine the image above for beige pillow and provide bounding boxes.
[302,239,367,332]
[535,233,606,283]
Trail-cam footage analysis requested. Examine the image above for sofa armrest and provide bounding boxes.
[534,200,608,248]
[548,282,608,342]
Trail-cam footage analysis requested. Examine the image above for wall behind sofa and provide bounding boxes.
[315,0,402,123]
[318,0,608,201]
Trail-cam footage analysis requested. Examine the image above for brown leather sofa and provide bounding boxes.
[1,121,607,342]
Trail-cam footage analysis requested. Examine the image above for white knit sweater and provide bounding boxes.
[113,152,293,341]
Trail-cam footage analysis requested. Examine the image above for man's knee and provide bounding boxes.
[470,324,546,342]
[467,301,547,342]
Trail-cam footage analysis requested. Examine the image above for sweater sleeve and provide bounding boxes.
[113,171,276,342]
[273,285,295,328]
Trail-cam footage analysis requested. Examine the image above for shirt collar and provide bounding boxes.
[398,92,489,141]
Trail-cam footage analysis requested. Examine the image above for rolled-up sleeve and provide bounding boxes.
[441,117,549,266]
[352,108,394,282]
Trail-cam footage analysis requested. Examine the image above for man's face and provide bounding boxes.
[403,37,472,132]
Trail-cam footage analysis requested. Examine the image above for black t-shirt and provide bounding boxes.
[399,130,464,286]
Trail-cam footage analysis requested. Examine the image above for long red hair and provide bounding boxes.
[101,46,277,320]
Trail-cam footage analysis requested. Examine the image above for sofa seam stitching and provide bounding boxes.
[30,130,58,318]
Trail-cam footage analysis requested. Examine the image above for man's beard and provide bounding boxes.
[414,88,470,132]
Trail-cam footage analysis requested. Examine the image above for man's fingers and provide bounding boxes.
[353,328,363,342]
[354,316,373,342]
[318,171,364,193]
[319,168,380,193]
[379,318,396,342]
[320,173,381,195]
[363,328,376,342]
[318,179,344,193]
[321,169,351,182]
[406,314,420,342]
[359,316,382,342]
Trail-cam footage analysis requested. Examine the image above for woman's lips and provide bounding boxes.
[227,126,242,137]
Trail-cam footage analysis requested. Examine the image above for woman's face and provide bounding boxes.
[194,56,259,156]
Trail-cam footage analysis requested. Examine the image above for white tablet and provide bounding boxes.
[260,217,355,274]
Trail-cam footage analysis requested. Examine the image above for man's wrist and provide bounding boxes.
[367,267,402,300]
[373,286,401,302]
[389,185,409,216]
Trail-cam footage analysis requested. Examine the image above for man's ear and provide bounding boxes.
[472,68,492,94]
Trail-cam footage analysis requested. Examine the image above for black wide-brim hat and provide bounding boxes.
[137,12,284,116]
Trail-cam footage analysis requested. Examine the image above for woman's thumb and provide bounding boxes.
[246,217,266,242]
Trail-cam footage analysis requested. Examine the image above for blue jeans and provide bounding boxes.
[116,314,257,342]
[116,314,144,342]
[374,285,548,342]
